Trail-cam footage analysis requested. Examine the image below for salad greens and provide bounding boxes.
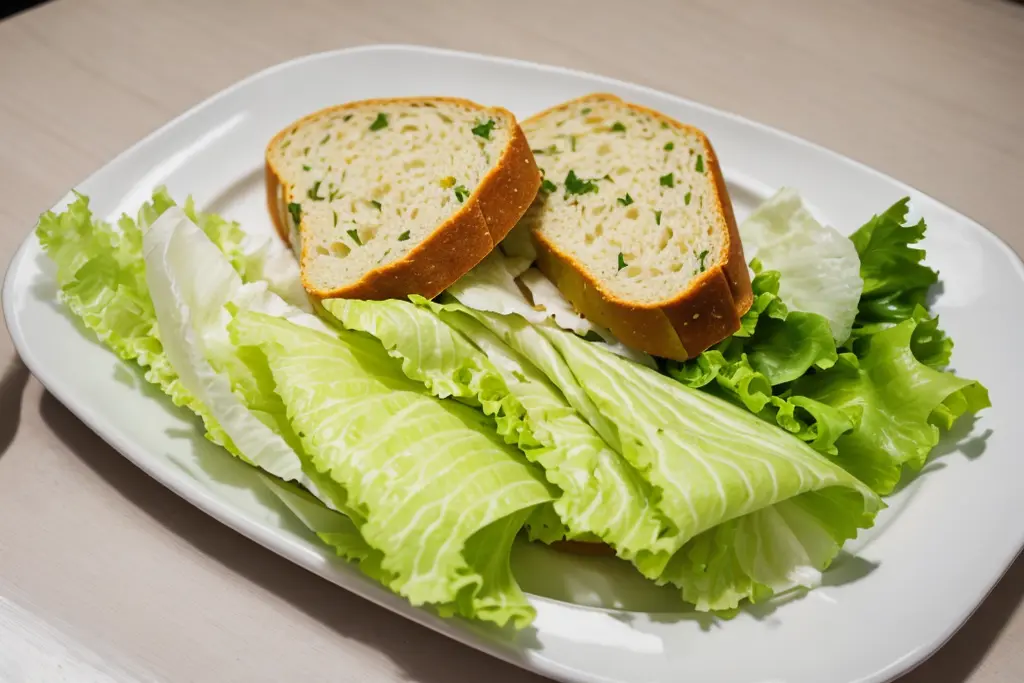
[230,310,553,624]
[669,193,989,494]
[35,184,987,625]
[325,297,678,568]
[741,188,863,343]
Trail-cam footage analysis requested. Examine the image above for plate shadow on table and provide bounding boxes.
[38,391,551,683]
[0,358,29,462]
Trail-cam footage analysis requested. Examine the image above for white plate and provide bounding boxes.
[4,45,1021,683]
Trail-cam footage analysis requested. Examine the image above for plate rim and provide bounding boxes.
[5,43,1024,683]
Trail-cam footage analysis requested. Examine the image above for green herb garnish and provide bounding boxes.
[541,179,557,193]
[319,133,330,145]
[581,107,592,114]
[610,121,626,132]
[617,193,634,206]
[303,146,310,156]
[654,210,662,225]
[343,114,353,122]
[617,252,627,271]
[531,144,559,156]
[684,191,692,205]
[332,210,338,226]
[471,119,495,139]
[370,200,382,210]
[287,202,302,225]
[660,173,674,188]
[328,187,340,202]
[695,154,704,173]
[454,185,469,202]
[347,229,362,246]
[698,249,709,272]
[564,170,598,196]
[302,164,311,171]
[307,180,324,201]
[664,142,674,151]
[570,135,577,151]
[369,113,388,131]
[398,230,411,241]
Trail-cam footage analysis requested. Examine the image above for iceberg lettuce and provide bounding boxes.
[740,189,863,343]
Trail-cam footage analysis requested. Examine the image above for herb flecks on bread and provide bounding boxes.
[266,97,539,300]
[520,94,753,360]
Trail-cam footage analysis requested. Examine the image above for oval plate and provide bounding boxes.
[4,45,1020,683]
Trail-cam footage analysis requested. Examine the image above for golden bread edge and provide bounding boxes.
[265,97,541,300]
[525,93,754,361]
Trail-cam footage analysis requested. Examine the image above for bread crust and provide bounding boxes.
[525,94,753,361]
[265,97,541,300]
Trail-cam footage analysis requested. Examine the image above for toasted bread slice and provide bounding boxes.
[518,94,753,360]
[266,97,540,300]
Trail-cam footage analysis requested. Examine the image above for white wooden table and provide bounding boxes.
[1,0,1022,680]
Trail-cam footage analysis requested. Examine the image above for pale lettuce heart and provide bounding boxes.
[741,188,863,343]
[451,252,654,366]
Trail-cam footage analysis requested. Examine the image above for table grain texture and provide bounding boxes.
[1,0,1022,681]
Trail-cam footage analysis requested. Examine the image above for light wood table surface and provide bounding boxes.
[1,1,1022,681]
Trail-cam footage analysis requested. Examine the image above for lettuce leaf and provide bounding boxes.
[324,298,678,573]
[452,252,655,366]
[669,198,989,493]
[740,188,863,343]
[849,198,937,326]
[536,326,881,609]
[792,320,990,493]
[36,191,235,449]
[143,206,354,515]
[230,311,554,626]
[668,267,847,452]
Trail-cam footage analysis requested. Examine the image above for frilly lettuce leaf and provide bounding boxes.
[230,311,553,626]
[740,188,863,343]
[672,197,989,494]
[36,191,234,449]
[792,320,990,493]
[849,198,937,325]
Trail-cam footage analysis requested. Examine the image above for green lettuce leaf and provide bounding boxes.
[792,319,990,493]
[849,198,937,326]
[230,311,554,626]
[323,297,679,574]
[541,326,880,609]
[667,266,848,452]
[36,191,236,450]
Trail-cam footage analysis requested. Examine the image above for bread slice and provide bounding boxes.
[266,97,540,300]
[518,94,753,360]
